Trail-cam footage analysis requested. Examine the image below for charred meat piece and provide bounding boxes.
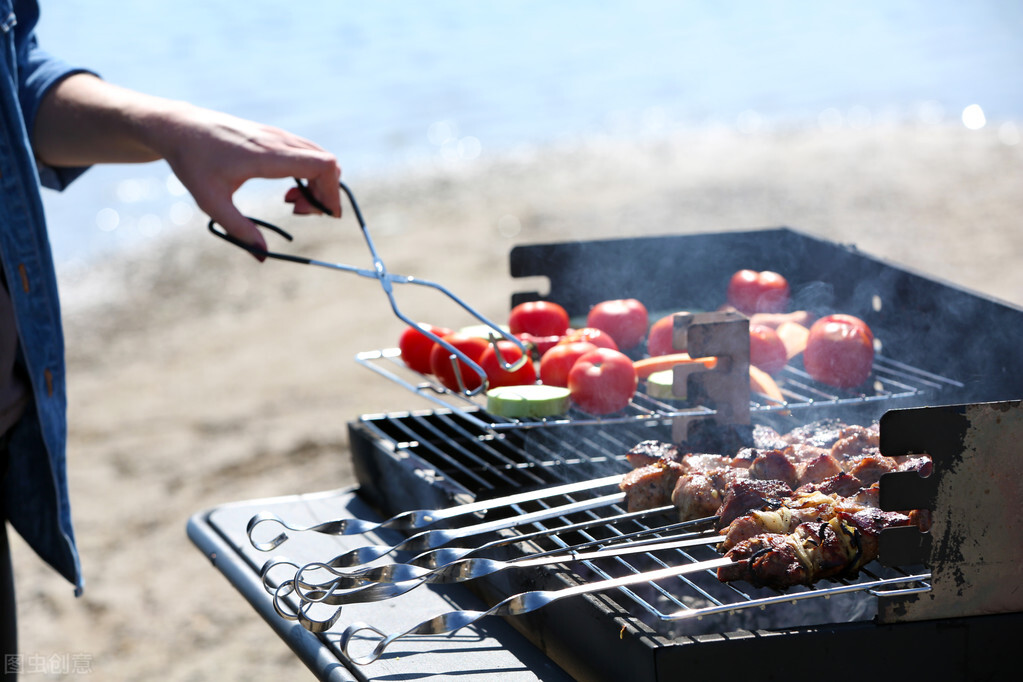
[847,454,898,485]
[620,459,685,512]
[682,453,738,473]
[719,507,803,552]
[831,423,880,459]
[716,532,810,587]
[752,424,789,450]
[795,452,844,487]
[749,450,799,489]
[716,479,793,526]
[625,440,682,468]
[784,443,832,463]
[671,467,750,520]
[797,472,864,498]
[894,454,933,477]
[671,473,725,520]
[782,419,849,449]
[731,447,760,468]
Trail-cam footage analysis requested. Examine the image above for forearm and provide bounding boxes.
[31,73,188,166]
[30,72,342,249]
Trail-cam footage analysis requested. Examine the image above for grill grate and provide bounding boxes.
[350,410,930,638]
[356,347,963,433]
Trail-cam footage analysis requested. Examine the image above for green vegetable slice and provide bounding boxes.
[486,384,571,418]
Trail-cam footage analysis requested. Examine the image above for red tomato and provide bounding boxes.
[749,323,788,375]
[515,332,563,358]
[508,301,570,338]
[428,332,490,392]
[539,340,598,387]
[478,340,537,388]
[646,313,687,357]
[586,299,649,350]
[803,314,875,388]
[557,327,618,351]
[727,270,790,315]
[398,323,454,374]
[567,348,639,414]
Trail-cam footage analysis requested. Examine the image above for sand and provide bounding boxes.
[10,122,1023,680]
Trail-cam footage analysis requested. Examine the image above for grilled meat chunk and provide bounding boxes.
[716,479,793,526]
[830,423,880,458]
[795,451,844,487]
[782,419,850,449]
[894,454,933,477]
[670,467,749,520]
[671,473,724,520]
[625,440,682,468]
[683,453,739,472]
[752,424,789,450]
[796,472,864,498]
[620,459,685,512]
[847,454,898,485]
[717,532,810,587]
[749,450,799,489]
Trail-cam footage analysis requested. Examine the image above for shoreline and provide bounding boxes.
[14,122,1023,680]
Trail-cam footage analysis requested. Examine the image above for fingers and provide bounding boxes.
[203,193,269,262]
[282,162,342,217]
[305,161,343,217]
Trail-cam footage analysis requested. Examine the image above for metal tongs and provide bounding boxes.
[208,179,527,395]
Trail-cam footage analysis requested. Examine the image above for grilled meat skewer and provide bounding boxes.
[717,506,916,589]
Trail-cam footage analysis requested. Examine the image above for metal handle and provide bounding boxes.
[207,179,528,395]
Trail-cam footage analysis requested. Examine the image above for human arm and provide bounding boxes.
[31,73,341,252]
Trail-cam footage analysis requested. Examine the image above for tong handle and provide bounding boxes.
[207,179,528,395]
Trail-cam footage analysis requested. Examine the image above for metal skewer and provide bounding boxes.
[246,473,626,550]
[258,503,714,602]
[337,557,733,663]
[284,509,715,595]
[291,491,630,571]
[208,179,527,395]
[293,531,723,608]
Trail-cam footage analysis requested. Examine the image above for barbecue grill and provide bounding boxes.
[190,227,1022,680]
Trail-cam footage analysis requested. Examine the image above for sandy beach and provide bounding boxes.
[10,122,1023,680]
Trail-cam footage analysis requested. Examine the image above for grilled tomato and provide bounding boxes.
[727,269,790,315]
[567,348,638,414]
[508,300,570,338]
[586,299,649,350]
[399,323,453,374]
[803,314,874,388]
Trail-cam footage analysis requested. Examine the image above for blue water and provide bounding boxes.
[35,0,1023,266]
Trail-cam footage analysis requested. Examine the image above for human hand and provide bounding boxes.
[33,75,342,257]
[155,105,342,256]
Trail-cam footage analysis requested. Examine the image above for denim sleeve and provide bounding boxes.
[15,3,96,190]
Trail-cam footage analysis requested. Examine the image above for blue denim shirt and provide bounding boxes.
[1,0,92,594]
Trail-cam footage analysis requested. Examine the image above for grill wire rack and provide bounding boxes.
[355,346,964,432]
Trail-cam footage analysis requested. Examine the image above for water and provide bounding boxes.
[34,0,1023,267]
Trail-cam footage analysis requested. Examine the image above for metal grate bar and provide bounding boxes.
[355,348,963,432]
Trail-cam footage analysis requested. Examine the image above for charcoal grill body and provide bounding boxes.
[349,229,1021,680]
